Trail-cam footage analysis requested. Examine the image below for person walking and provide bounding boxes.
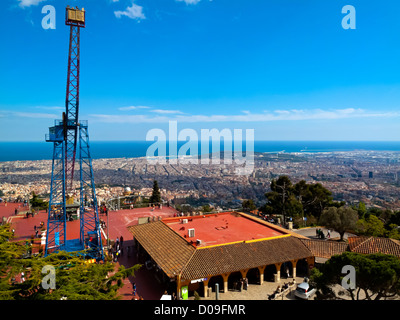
[119,236,124,255]
[133,282,137,296]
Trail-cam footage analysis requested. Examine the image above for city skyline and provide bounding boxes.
[1,0,400,141]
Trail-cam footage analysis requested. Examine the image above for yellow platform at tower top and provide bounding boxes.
[66,6,85,24]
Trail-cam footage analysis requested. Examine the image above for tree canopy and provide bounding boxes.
[319,206,358,241]
[241,199,257,212]
[30,191,48,210]
[356,214,386,237]
[310,251,400,300]
[149,180,161,204]
[0,224,141,300]
[261,176,341,224]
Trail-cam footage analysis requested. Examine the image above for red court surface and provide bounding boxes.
[165,212,286,247]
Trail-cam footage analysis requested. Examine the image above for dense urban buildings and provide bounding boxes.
[1,150,400,211]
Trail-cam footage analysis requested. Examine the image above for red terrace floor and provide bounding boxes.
[2,203,177,243]
[106,206,178,300]
[165,212,286,247]
[2,202,178,300]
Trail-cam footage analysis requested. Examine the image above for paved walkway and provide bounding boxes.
[103,206,178,300]
[112,240,168,300]
[198,276,312,301]
[293,226,356,241]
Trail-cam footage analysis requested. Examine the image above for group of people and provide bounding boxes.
[24,209,36,218]
[100,218,106,229]
[173,211,186,217]
[268,279,296,300]
[316,228,330,239]
[233,277,249,292]
[33,221,45,238]
[150,203,163,212]
[112,236,124,262]
[99,205,108,215]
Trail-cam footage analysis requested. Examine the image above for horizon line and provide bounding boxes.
[1,140,400,143]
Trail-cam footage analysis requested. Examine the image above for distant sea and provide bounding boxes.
[0,141,400,162]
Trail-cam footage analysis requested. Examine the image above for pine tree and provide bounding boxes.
[149,180,161,205]
[0,224,141,300]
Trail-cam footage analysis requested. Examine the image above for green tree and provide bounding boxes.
[292,180,339,218]
[241,199,257,212]
[319,207,358,241]
[201,205,213,213]
[356,215,386,237]
[293,180,310,207]
[357,202,367,219]
[30,192,48,210]
[149,180,161,204]
[301,183,334,218]
[0,224,141,300]
[263,176,301,222]
[263,177,339,224]
[310,252,400,300]
[386,224,400,240]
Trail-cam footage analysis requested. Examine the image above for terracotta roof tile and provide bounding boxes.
[128,221,195,277]
[348,236,400,258]
[128,221,314,281]
[300,239,348,259]
[181,236,313,280]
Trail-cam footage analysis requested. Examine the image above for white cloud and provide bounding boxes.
[150,109,184,114]
[118,106,150,111]
[176,0,201,4]
[34,106,63,111]
[0,110,57,119]
[114,1,145,20]
[17,0,46,8]
[88,108,399,124]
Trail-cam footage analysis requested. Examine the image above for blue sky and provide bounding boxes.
[1,0,400,141]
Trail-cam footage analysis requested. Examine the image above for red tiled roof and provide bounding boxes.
[128,218,314,281]
[128,221,195,278]
[181,236,313,280]
[299,239,348,259]
[348,236,400,258]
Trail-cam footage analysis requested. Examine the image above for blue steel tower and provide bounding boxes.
[44,6,104,261]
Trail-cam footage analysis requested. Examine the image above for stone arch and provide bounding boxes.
[264,264,277,282]
[228,271,243,291]
[280,261,293,279]
[207,275,224,293]
[296,258,309,277]
[246,267,260,285]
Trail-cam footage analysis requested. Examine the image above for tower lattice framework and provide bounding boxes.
[45,6,104,261]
